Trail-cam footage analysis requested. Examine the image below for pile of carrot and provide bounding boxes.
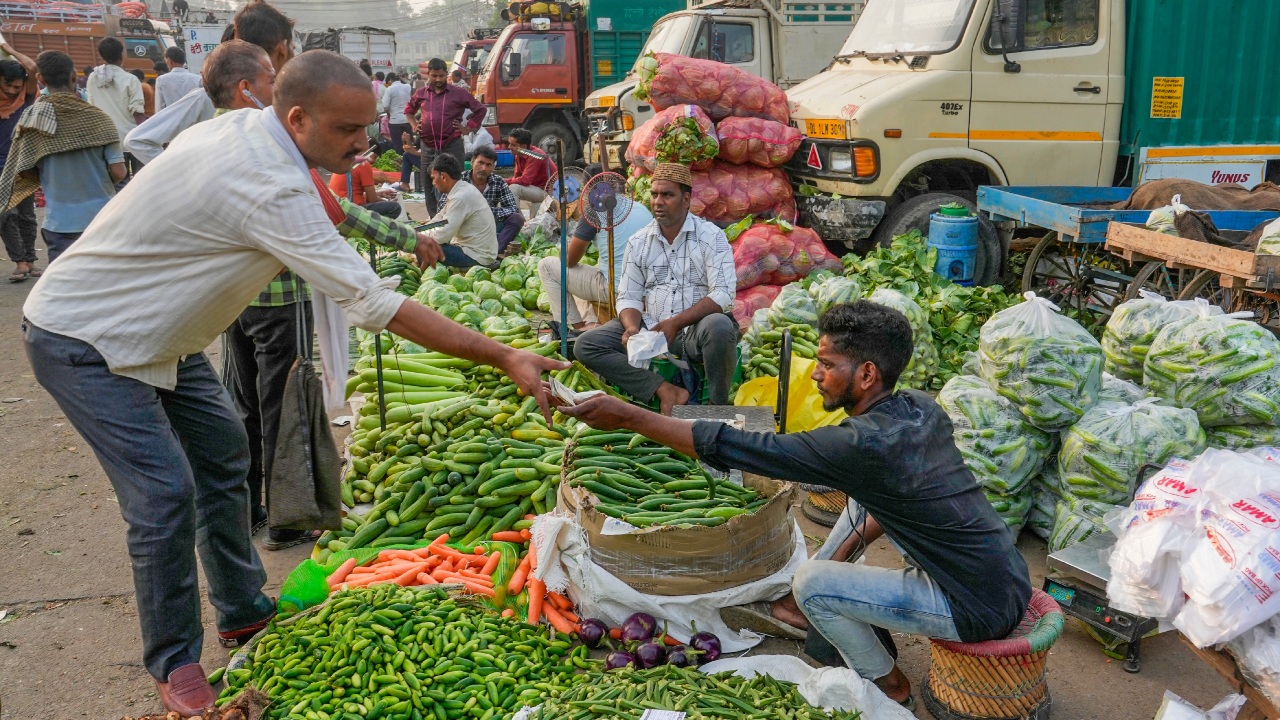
[502,533,580,635]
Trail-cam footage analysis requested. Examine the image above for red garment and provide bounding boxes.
[511,149,555,189]
[327,162,374,202]
[404,83,485,150]
[310,170,346,224]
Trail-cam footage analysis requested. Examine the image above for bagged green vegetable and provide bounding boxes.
[1206,424,1280,450]
[984,486,1032,536]
[1257,217,1280,256]
[1102,290,1211,383]
[1026,469,1064,540]
[768,284,819,327]
[812,276,862,316]
[1058,398,1206,505]
[1049,496,1121,552]
[868,288,938,390]
[1144,303,1280,426]
[939,375,1054,495]
[1099,372,1146,405]
[978,292,1103,430]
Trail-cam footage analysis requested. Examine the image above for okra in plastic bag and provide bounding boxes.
[1058,398,1206,505]
[869,288,939,390]
[1102,290,1217,384]
[938,375,1053,495]
[1144,303,1280,427]
[978,292,1103,430]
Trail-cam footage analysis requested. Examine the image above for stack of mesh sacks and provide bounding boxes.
[731,222,844,330]
[1106,447,1280,650]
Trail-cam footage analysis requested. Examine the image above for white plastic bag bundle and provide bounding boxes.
[1227,616,1280,705]
[1144,301,1280,427]
[1101,290,1213,383]
[1145,193,1190,235]
[868,288,938,390]
[1057,398,1206,505]
[1256,216,1280,256]
[938,375,1053,495]
[1175,449,1280,646]
[978,292,1103,430]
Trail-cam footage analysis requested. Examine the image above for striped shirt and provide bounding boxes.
[616,213,736,329]
[23,108,406,390]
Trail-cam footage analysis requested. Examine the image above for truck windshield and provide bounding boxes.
[838,0,976,56]
[633,14,695,70]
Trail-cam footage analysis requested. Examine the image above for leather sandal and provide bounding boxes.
[156,662,216,716]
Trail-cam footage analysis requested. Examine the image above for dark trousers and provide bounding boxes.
[441,243,480,268]
[24,321,274,680]
[1,195,38,264]
[223,302,313,518]
[400,153,422,190]
[363,200,402,219]
[389,122,411,154]
[574,314,739,405]
[497,212,525,253]
[41,228,81,264]
[421,137,465,216]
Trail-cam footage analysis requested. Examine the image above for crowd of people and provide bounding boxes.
[0,1,1035,715]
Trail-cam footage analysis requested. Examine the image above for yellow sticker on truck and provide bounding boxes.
[804,119,846,140]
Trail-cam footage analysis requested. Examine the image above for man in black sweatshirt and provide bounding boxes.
[557,300,1031,707]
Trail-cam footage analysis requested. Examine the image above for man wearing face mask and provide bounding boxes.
[557,300,1031,711]
[21,49,568,716]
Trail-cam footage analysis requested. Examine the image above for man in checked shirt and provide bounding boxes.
[574,163,738,414]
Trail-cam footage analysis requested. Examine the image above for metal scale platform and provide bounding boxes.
[1045,532,1159,672]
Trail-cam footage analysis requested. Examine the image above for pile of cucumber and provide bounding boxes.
[743,324,819,381]
[566,428,768,529]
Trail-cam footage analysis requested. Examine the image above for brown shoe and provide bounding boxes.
[217,605,275,648]
[156,662,216,716]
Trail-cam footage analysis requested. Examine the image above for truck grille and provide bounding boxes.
[586,112,614,135]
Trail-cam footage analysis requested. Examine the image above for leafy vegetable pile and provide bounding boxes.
[978,293,1103,430]
[625,169,651,210]
[1057,399,1206,505]
[372,149,401,173]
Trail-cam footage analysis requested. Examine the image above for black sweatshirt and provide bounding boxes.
[692,390,1031,642]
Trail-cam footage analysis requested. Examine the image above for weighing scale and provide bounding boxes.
[1044,531,1159,673]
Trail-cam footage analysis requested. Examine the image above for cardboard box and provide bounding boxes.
[557,471,798,596]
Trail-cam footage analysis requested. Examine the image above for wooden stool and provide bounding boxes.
[923,589,1063,720]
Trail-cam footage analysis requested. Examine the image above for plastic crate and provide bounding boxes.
[496,149,514,167]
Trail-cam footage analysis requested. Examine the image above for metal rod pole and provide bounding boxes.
[556,142,569,359]
[369,246,386,431]
[606,208,616,310]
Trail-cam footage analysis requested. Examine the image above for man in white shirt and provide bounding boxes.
[154,46,202,110]
[380,71,412,154]
[22,49,565,717]
[85,37,144,174]
[574,163,738,413]
[124,0,295,164]
[424,153,498,268]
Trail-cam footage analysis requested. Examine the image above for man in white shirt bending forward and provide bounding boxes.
[20,49,565,718]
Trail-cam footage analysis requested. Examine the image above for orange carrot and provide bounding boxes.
[394,565,427,586]
[542,603,575,634]
[474,546,487,555]
[523,514,536,520]
[501,608,516,618]
[609,628,622,640]
[527,578,546,625]
[416,572,438,585]
[462,581,496,597]
[489,531,526,543]
[480,551,502,576]
[662,634,683,646]
[528,541,539,571]
[507,553,533,594]
[546,591,572,611]
[520,529,532,541]
[561,609,580,623]
[328,558,359,587]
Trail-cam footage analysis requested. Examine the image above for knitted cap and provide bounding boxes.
[651,162,693,188]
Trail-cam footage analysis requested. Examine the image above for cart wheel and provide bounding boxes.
[1123,261,1204,302]
[1175,270,1231,308]
[1177,271,1280,337]
[1021,232,1129,322]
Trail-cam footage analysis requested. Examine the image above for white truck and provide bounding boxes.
[785,0,1280,273]
[583,0,862,168]
[300,26,396,70]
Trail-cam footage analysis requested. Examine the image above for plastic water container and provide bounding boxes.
[928,204,979,285]
[496,149,515,168]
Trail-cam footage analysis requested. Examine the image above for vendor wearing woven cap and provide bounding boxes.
[574,162,738,414]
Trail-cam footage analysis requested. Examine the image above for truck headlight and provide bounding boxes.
[829,149,853,174]
[482,106,497,126]
[621,112,634,131]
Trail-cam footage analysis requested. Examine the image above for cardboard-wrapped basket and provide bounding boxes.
[557,471,798,596]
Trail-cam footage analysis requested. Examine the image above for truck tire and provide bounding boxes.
[869,192,1004,286]
[531,123,579,167]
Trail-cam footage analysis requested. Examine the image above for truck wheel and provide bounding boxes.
[869,192,1004,286]
[531,123,579,167]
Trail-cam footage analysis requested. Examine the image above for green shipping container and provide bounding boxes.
[585,0,685,90]
[1120,0,1280,156]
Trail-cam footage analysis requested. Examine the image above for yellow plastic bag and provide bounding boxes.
[734,356,846,432]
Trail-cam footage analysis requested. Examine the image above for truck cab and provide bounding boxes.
[476,3,586,165]
[786,0,1280,250]
[452,29,499,94]
[584,0,861,168]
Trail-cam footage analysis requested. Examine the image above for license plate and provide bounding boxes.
[805,118,846,140]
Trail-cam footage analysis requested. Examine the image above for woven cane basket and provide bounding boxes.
[923,589,1063,720]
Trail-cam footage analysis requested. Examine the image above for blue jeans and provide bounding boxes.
[794,502,962,680]
[441,243,480,268]
[41,228,80,264]
[22,321,274,681]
